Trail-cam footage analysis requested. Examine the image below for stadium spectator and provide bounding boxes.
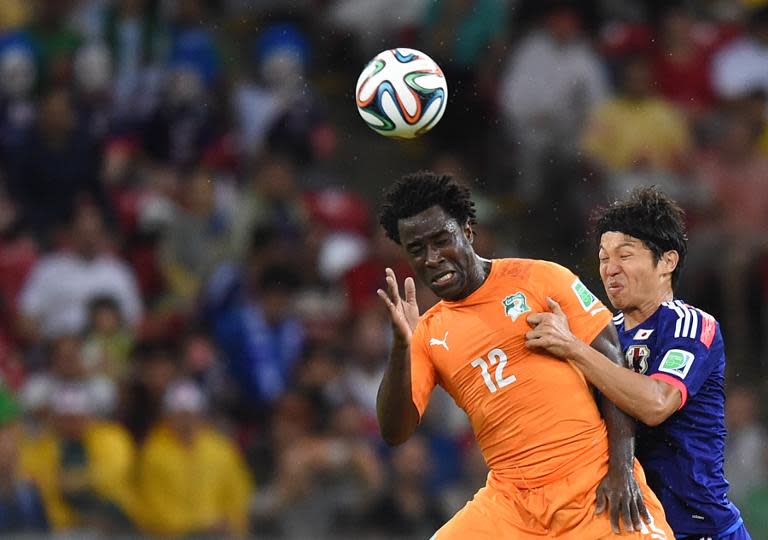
[72,41,116,144]
[711,6,768,102]
[20,384,138,533]
[119,340,178,442]
[4,88,111,240]
[0,387,48,533]
[19,334,118,419]
[159,167,233,308]
[209,263,305,415]
[272,400,383,537]
[0,33,37,154]
[232,23,333,165]
[419,0,509,146]
[369,433,447,537]
[82,295,135,383]
[582,53,691,175]
[343,227,414,315]
[685,111,768,360]
[331,307,388,422]
[25,0,82,91]
[18,204,142,341]
[135,379,252,538]
[725,385,768,506]
[499,0,608,202]
[0,187,38,334]
[650,5,722,117]
[741,449,768,539]
[104,0,166,120]
[229,154,308,258]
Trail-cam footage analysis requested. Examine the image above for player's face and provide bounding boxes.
[398,205,476,300]
[598,232,668,311]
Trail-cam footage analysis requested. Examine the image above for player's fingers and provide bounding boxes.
[621,497,634,533]
[636,492,652,524]
[404,276,417,303]
[525,330,542,342]
[629,497,642,531]
[546,297,564,314]
[376,289,396,315]
[385,275,400,304]
[594,487,606,515]
[609,493,621,533]
[526,313,542,326]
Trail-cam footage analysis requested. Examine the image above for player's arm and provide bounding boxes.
[376,269,421,446]
[569,326,681,426]
[527,298,681,426]
[590,324,652,532]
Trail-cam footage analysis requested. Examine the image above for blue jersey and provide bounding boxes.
[614,299,743,537]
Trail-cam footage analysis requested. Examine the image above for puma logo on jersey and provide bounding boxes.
[429,331,449,350]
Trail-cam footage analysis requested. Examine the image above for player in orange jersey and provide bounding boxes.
[375,171,674,539]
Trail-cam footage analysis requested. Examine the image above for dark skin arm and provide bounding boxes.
[376,268,421,446]
[527,299,651,533]
[590,326,652,533]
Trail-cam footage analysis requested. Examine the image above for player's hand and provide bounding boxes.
[377,267,420,349]
[524,298,577,358]
[595,467,652,534]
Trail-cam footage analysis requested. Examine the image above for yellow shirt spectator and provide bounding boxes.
[20,420,138,530]
[582,97,691,172]
[0,0,30,30]
[136,423,253,537]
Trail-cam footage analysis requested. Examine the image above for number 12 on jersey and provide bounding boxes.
[471,348,516,393]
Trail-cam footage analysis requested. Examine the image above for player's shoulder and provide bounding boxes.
[659,299,719,344]
[414,301,448,336]
[493,257,575,282]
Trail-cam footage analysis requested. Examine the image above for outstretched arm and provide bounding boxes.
[376,268,421,446]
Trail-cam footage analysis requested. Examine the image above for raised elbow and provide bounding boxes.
[380,428,410,447]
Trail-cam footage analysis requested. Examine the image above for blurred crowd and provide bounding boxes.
[0,0,766,538]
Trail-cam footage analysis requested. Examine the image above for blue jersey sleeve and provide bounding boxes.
[649,302,719,408]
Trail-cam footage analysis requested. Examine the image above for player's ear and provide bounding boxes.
[463,221,473,243]
[661,250,679,274]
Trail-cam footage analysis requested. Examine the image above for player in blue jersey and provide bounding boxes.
[524,187,750,539]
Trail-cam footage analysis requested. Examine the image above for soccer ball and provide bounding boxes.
[355,48,448,139]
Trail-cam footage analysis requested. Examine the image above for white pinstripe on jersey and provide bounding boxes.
[662,300,699,339]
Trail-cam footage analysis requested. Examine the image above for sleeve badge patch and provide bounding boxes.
[571,279,598,311]
[658,349,695,379]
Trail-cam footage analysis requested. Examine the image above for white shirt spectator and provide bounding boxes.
[19,252,143,338]
[500,30,609,144]
[711,37,768,100]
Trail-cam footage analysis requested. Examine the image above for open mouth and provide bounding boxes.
[431,271,455,286]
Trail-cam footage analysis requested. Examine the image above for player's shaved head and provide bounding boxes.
[378,170,477,245]
[593,186,688,289]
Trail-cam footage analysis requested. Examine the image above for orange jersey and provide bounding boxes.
[411,258,613,488]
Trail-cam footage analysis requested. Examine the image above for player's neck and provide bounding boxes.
[623,289,673,330]
[459,256,492,299]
